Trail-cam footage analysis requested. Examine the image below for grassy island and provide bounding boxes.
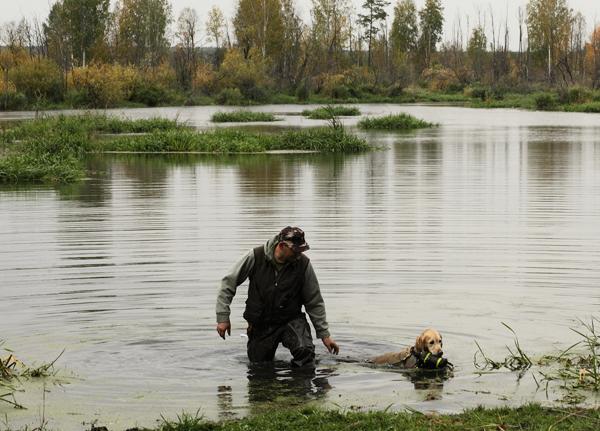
[358,113,435,130]
[211,111,279,123]
[0,114,371,184]
[302,106,361,119]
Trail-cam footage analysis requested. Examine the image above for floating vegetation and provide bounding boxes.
[1,341,64,409]
[211,111,279,123]
[302,105,361,119]
[357,113,434,130]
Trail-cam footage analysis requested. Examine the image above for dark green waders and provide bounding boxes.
[247,314,316,368]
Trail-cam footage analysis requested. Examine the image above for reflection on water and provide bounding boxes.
[1,105,600,430]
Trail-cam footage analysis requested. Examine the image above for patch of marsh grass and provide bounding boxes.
[97,127,371,154]
[302,106,361,119]
[357,113,434,130]
[0,114,372,184]
[211,111,279,123]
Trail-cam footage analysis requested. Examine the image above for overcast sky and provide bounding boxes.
[2,0,600,50]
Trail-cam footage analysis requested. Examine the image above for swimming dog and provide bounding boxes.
[371,328,447,368]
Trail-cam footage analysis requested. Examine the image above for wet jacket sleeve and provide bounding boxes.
[216,250,255,323]
[301,262,331,339]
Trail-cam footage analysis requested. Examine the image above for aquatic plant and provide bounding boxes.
[474,322,533,375]
[538,317,600,394]
[357,113,434,130]
[211,111,279,123]
[302,106,361,119]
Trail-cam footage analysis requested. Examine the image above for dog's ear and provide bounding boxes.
[414,334,426,353]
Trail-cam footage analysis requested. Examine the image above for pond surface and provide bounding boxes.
[1,105,600,430]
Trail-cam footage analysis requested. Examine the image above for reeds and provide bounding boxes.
[211,111,279,123]
[539,317,600,392]
[474,322,533,373]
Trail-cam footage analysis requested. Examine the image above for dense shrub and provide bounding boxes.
[71,64,138,108]
[296,81,310,101]
[217,49,270,96]
[386,83,404,98]
[421,65,461,92]
[558,86,592,105]
[0,90,28,110]
[129,81,169,107]
[192,63,216,95]
[215,88,246,105]
[466,86,488,100]
[534,93,558,111]
[9,58,63,102]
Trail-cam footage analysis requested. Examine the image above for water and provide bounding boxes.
[1,105,600,430]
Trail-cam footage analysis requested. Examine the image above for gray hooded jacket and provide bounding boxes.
[216,235,331,339]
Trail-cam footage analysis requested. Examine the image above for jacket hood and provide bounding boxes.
[264,234,280,262]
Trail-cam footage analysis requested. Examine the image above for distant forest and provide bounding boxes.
[1,0,599,109]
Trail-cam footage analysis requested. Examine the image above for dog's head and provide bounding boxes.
[414,328,443,356]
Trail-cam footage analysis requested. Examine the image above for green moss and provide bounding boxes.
[211,111,279,123]
[358,113,434,130]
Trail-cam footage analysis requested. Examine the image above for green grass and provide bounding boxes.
[211,111,279,123]
[358,113,435,130]
[0,115,372,183]
[97,127,371,154]
[139,404,600,431]
[301,106,361,119]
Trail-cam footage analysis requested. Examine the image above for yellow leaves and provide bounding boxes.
[71,64,139,108]
[193,63,216,94]
[218,48,269,90]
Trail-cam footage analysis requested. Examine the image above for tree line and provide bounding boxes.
[1,0,600,109]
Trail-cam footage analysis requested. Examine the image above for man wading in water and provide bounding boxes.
[216,227,339,367]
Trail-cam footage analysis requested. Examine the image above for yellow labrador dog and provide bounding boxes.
[371,328,444,368]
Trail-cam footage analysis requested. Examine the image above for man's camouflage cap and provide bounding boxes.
[278,226,310,253]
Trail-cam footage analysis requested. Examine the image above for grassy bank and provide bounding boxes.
[302,106,361,119]
[358,113,435,130]
[211,111,279,123]
[132,404,600,431]
[5,85,600,113]
[0,115,371,184]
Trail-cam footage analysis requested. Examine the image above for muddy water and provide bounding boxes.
[1,105,599,430]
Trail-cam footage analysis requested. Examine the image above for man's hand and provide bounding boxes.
[216,321,231,339]
[322,337,339,355]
